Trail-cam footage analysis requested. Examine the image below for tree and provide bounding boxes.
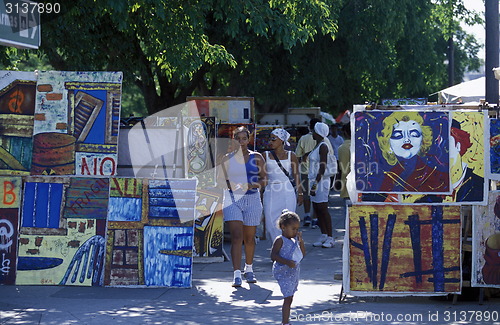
[0,0,482,117]
[37,0,339,115]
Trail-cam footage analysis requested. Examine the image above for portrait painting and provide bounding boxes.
[401,111,487,205]
[354,110,450,194]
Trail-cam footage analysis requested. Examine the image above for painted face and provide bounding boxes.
[389,120,423,159]
[281,220,300,239]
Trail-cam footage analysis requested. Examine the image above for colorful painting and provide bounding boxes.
[17,177,107,286]
[346,205,461,294]
[0,71,36,176]
[31,71,122,176]
[143,225,193,287]
[193,189,223,259]
[472,191,500,288]
[490,118,500,180]
[63,177,110,219]
[354,110,450,194]
[182,116,216,188]
[105,178,196,288]
[0,176,22,285]
[402,111,486,205]
[360,111,487,205]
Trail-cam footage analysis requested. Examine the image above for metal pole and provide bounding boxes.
[485,0,499,106]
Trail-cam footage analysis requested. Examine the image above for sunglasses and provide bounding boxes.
[270,137,278,141]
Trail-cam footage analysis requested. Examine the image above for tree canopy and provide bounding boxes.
[0,0,483,117]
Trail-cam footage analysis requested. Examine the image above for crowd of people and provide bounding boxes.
[218,118,351,325]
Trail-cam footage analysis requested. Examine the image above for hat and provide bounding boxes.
[314,122,329,138]
[271,128,291,146]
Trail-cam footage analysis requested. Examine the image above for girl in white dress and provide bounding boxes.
[263,129,303,243]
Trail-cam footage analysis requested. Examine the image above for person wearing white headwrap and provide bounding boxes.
[308,122,337,248]
[263,128,303,243]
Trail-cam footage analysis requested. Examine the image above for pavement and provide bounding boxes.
[1,192,499,325]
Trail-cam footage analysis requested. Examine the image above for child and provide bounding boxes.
[271,209,306,325]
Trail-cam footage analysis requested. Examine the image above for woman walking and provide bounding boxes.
[263,128,303,243]
[219,126,267,287]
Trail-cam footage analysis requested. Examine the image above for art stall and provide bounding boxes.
[343,104,498,298]
[1,71,255,287]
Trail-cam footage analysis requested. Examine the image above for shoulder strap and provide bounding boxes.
[270,150,292,179]
[220,157,235,203]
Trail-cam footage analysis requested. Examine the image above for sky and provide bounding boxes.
[462,0,486,61]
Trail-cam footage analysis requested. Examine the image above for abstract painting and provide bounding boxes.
[182,116,216,188]
[31,71,122,176]
[0,71,36,176]
[354,110,450,194]
[105,178,196,287]
[193,189,223,259]
[346,205,461,294]
[17,176,107,286]
[0,176,22,284]
[490,118,500,180]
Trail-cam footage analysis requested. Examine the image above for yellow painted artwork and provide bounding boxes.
[348,205,461,294]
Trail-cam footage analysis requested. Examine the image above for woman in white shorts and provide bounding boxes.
[308,122,335,248]
[220,126,266,287]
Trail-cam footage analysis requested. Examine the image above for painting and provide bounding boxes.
[490,118,500,180]
[346,205,461,295]
[31,71,122,176]
[0,176,22,285]
[0,71,36,176]
[402,111,487,205]
[472,191,500,288]
[105,178,196,287]
[182,116,216,188]
[17,176,107,286]
[354,110,450,194]
[193,189,224,259]
[360,111,487,205]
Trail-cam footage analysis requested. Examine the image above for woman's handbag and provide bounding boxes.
[269,150,297,191]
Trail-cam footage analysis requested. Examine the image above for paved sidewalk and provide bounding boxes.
[1,193,499,324]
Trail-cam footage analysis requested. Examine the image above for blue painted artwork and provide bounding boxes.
[490,118,500,177]
[17,256,63,270]
[22,181,63,228]
[148,179,196,222]
[108,197,142,221]
[60,235,106,286]
[143,226,193,287]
